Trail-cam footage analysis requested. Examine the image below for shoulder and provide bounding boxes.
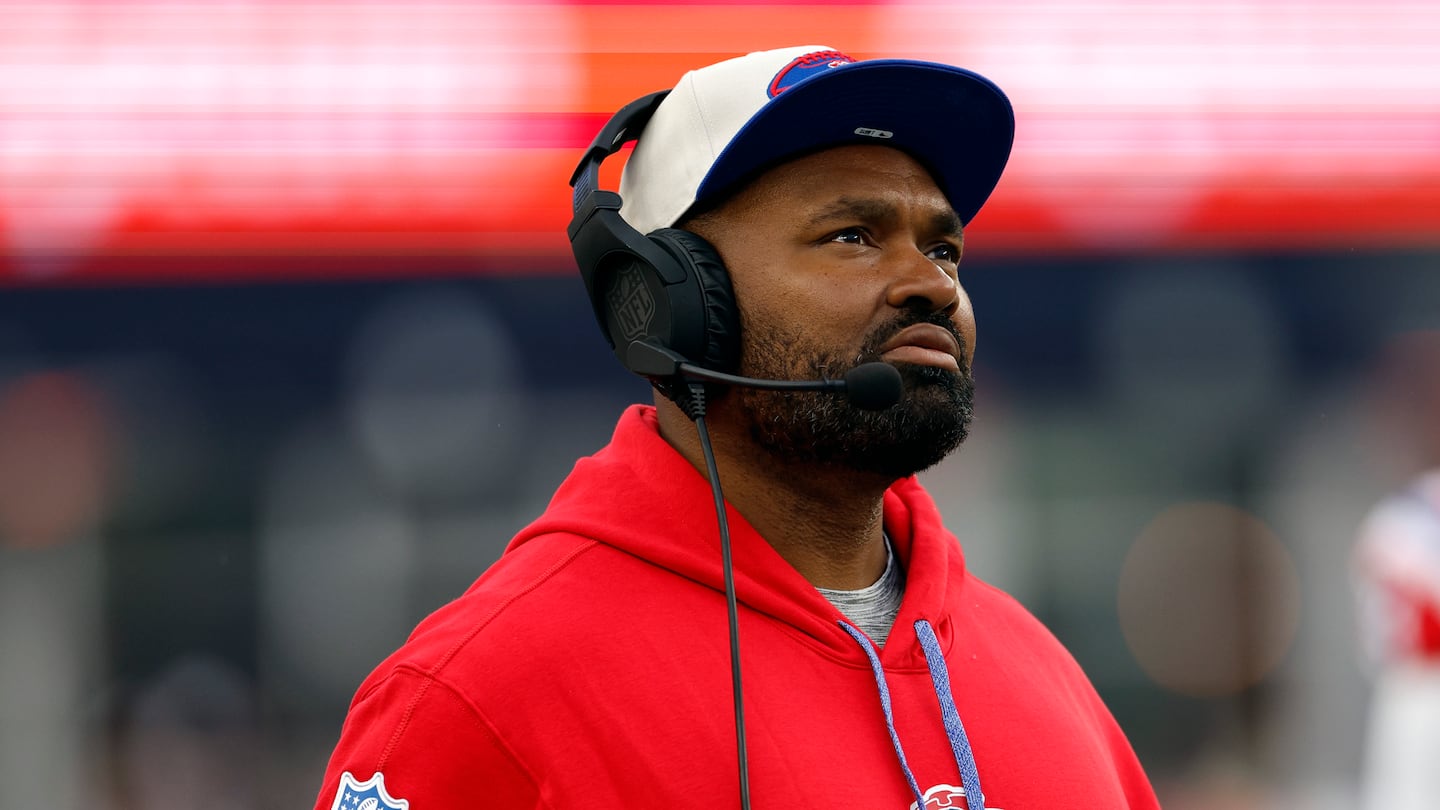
[314,664,544,810]
[956,575,1061,643]
[949,574,1105,691]
[355,527,709,699]
[361,532,603,683]
[318,531,644,809]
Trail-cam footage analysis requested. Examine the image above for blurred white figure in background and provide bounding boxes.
[1354,330,1440,810]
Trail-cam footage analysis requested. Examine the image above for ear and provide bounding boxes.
[647,228,740,374]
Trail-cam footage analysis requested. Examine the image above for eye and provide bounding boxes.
[828,227,870,246]
[927,242,961,264]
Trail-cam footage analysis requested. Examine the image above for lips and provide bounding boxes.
[878,323,962,371]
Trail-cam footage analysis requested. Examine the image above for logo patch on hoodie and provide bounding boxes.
[331,771,409,810]
[910,782,1003,810]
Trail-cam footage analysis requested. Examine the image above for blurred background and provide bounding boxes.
[0,1,1437,808]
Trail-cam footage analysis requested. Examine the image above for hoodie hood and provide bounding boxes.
[506,404,971,664]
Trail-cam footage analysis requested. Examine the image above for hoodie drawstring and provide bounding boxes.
[839,619,985,810]
[914,619,985,810]
[839,621,928,807]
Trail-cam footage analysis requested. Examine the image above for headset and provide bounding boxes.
[566,90,741,395]
[566,89,758,806]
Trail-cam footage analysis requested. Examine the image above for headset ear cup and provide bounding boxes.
[648,228,740,373]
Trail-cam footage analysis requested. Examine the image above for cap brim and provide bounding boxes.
[695,60,1015,226]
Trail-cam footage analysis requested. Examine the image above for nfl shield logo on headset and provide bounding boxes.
[606,263,657,341]
[330,771,409,810]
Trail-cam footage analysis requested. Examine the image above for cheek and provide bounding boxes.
[732,260,847,340]
[954,286,978,364]
[736,289,832,356]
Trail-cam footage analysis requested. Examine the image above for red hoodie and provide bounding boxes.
[314,405,1159,810]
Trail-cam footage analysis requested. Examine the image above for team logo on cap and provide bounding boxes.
[768,49,855,98]
[331,771,409,810]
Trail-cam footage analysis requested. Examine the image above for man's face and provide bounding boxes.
[687,145,977,480]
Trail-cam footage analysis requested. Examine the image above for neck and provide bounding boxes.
[656,395,894,590]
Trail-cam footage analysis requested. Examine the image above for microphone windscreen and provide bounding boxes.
[843,363,903,410]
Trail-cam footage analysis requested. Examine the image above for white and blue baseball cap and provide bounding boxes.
[618,45,1015,234]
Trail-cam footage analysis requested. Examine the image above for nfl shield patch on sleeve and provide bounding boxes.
[331,771,409,810]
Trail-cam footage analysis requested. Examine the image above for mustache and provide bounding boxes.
[857,307,969,367]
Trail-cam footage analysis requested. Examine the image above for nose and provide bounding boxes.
[884,247,961,317]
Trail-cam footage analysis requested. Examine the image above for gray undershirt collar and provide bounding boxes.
[816,537,906,648]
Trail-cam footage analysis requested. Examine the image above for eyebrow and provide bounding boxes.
[804,197,963,238]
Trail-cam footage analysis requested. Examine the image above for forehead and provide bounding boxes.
[705,145,958,226]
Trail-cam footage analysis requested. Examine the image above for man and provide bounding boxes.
[1354,330,1440,810]
[313,46,1159,810]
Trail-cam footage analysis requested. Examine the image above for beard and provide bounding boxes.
[732,308,975,480]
